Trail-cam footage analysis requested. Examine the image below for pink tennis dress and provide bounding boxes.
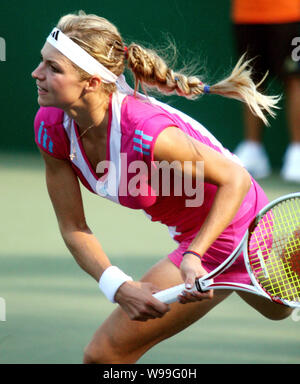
[34,89,269,284]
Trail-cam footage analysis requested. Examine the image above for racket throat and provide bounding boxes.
[196,278,214,292]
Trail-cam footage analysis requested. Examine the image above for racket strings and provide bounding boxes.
[248,197,300,304]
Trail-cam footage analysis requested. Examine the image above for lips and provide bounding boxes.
[37,84,48,94]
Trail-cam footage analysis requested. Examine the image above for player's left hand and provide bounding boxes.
[179,253,213,304]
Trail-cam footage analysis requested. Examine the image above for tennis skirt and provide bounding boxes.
[168,179,269,284]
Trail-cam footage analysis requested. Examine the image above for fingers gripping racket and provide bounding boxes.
[154,192,300,308]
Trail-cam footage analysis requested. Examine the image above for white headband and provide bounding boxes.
[46,28,118,84]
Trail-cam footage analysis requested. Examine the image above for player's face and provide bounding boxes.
[32,43,87,109]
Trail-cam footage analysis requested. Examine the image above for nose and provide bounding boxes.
[32,62,45,80]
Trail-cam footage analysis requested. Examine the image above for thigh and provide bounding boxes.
[85,257,231,363]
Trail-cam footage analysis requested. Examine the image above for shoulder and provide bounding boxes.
[121,95,171,121]
[34,107,69,159]
[34,106,65,128]
[120,95,179,138]
[116,95,183,168]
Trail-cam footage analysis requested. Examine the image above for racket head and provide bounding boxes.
[246,192,300,307]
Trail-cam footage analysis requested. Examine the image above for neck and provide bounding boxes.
[65,93,110,137]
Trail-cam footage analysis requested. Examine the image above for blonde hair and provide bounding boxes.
[56,11,279,125]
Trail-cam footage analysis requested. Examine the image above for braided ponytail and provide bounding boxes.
[126,43,204,98]
[126,44,279,125]
[55,12,279,126]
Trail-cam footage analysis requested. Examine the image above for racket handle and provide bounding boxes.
[153,283,195,304]
[153,278,215,304]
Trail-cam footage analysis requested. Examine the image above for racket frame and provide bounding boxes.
[153,192,300,307]
[195,230,270,300]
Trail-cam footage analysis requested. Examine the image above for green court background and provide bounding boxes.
[1,154,300,364]
[1,1,300,365]
[0,0,293,167]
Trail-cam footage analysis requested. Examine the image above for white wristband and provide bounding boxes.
[99,266,133,303]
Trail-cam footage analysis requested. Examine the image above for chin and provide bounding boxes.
[37,96,59,109]
[37,99,49,107]
[37,95,51,107]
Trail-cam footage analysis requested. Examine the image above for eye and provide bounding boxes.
[50,64,59,73]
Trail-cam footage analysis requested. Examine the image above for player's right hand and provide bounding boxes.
[114,281,170,322]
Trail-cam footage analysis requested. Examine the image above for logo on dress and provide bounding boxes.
[133,130,152,156]
[38,121,54,153]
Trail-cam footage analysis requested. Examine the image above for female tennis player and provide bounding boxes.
[32,11,292,364]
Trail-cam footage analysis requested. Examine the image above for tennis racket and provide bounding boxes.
[154,192,300,308]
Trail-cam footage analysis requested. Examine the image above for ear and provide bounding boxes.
[85,75,102,92]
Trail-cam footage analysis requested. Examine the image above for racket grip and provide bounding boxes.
[153,283,194,304]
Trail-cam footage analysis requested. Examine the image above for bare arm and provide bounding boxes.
[154,127,252,299]
[40,150,169,319]
[41,150,111,281]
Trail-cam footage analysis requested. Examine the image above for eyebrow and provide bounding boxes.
[40,51,63,66]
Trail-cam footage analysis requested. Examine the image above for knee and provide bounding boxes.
[83,342,115,364]
[261,306,293,321]
[238,292,293,321]
[83,344,101,364]
[83,340,137,364]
